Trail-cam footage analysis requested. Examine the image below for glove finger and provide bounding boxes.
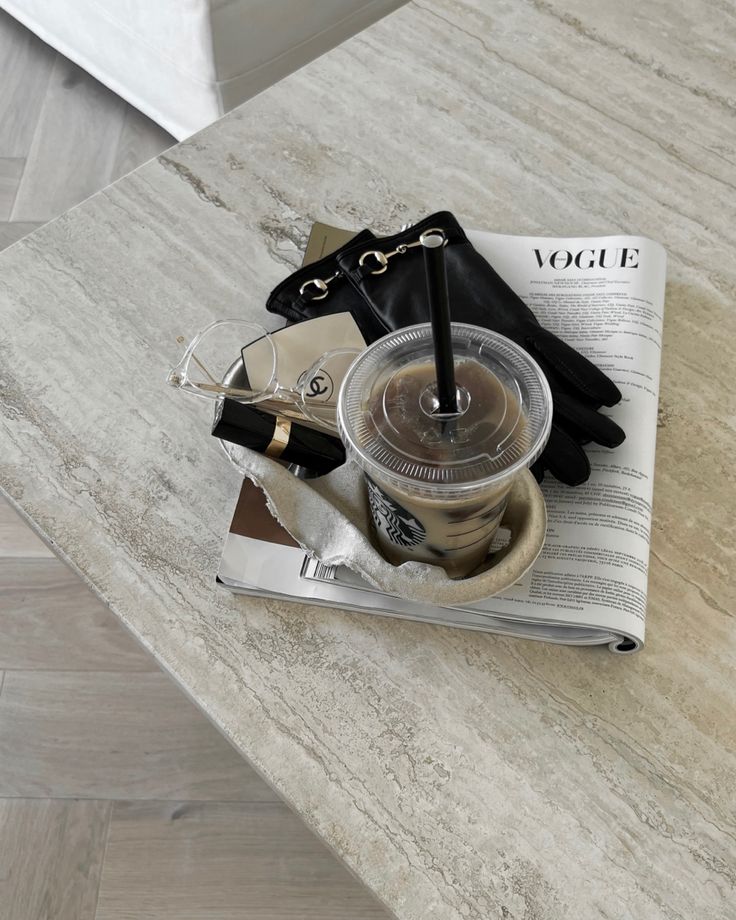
[541,423,591,486]
[553,390,626,449]
[529,353,603,413]
[530,458,545,483]
[551,417,591,445]
[527,327,621,407]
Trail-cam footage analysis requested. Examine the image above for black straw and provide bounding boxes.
[421,231,457,415]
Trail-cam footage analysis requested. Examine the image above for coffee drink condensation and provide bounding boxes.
[338,324,552,579]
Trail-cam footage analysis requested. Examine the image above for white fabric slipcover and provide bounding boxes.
[2,0,403,138]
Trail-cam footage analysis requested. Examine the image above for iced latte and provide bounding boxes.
[338,324,552,579]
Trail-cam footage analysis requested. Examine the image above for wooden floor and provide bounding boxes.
[0,12,390,920]
[0,8,174,249]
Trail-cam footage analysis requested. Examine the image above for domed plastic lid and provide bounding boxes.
[338,323,552,494]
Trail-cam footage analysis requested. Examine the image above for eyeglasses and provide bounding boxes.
[167,319,362,432]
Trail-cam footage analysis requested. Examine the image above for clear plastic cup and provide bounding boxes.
[337,323,552,578]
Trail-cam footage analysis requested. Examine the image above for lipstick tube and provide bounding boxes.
[212,399,345,475]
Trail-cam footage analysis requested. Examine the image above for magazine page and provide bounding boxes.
[463,231,667,648]
[221,548,620,647]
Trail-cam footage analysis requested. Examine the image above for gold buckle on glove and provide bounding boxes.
[358,227,446,276]
[299,270,341,301]
[299,226,448,294]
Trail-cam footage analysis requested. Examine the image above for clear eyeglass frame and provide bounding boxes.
[167,318,361,432]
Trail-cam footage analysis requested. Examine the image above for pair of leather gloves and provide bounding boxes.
[266,211,625,485]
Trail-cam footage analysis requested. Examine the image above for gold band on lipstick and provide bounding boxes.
[264,416,292,459]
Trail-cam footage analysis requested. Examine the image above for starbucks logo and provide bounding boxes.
[366,478,426,548]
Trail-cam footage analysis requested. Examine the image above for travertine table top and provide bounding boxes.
[1,1,734,917]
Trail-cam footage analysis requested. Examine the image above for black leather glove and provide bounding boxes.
[267,212,625,485]
[267,228,387,339]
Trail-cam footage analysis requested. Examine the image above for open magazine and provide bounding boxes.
[219,227,667,653]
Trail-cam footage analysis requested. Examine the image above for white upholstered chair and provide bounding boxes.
[1,0,403,139]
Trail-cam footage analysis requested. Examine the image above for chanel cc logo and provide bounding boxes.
[304,370,334,401]
[308,375,329,397]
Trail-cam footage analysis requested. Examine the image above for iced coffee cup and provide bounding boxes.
[337,323,552,579]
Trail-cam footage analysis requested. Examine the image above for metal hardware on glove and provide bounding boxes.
[358,227,446,276]
[298,270,341,301]
[419,229,447,247]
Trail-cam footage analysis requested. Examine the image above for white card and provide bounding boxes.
[241,313,366,396]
